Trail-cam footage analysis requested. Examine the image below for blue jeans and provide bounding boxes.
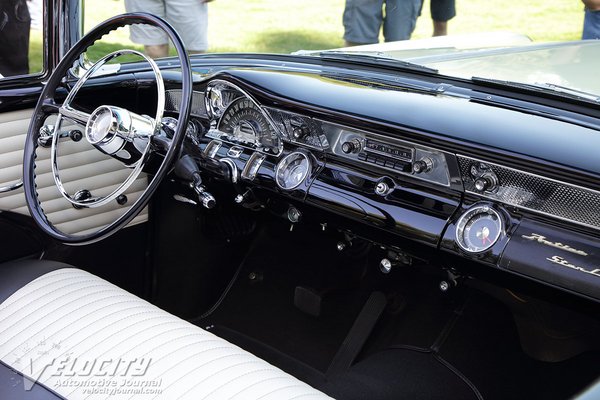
[583,9,600,40]
[343,0,423,44]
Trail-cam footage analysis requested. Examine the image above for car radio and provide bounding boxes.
[330,126,451,187]
[355,138,414,173]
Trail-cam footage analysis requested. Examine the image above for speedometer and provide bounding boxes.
[217,98,280,153]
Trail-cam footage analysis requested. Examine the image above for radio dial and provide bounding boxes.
[341,139,362,154]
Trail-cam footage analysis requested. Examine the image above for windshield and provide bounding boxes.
[82,0,600,100]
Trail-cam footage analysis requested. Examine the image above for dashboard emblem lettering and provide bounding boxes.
[546,256,600,278]
[521,233,589,257]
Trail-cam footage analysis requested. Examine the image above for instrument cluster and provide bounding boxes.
[204,80,283,156]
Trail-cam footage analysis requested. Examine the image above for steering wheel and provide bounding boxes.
[23,13,192,245]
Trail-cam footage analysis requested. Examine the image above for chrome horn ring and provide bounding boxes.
[22,12,193,245]
[52,49,164,208]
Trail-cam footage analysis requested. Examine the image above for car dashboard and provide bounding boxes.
[138,60,600,305]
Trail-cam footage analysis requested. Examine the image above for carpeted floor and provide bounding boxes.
[194,222,600,400]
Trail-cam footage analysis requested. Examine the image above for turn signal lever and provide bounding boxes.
[174,155,216,209]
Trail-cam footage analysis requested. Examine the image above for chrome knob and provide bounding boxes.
[341,139,361,154]
[439,281,450,292]
[474,177,490,192]
[292,126,304,140]
[198,191,216,209]
[380,258,392,274]
[412,157,433,174]
[375,181,391,196]
[287,206,302,223]
[474,173,498,192]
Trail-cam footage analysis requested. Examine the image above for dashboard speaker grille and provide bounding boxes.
[165,90,207,117]
[458,155,600,230]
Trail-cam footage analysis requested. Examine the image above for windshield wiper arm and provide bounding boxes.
[472,77,600,104]
[535,82,600,103]
[314,51,438,74]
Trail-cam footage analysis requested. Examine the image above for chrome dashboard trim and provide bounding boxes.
[204,140,222,159]
[242,153,266,181]
[458,154,600,231]
[220,158,239,184]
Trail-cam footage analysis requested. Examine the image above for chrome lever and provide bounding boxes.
[191,183,216,209]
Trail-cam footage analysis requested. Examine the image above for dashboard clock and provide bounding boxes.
[455,204,504,253]
[275,152,311,190]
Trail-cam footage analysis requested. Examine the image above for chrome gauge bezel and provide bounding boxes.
[455,204,505,254]
[275,151,312,190]
[205,81,239,119]
[205,79,284,156]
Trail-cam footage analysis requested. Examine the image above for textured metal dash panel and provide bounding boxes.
[458,155,600,230]
[264,107,329,149]
[165,90,207,117]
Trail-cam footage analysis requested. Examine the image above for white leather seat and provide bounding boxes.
[0,266,332,400]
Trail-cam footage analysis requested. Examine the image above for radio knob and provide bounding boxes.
[412,157,433,174]
[341,139,362,154]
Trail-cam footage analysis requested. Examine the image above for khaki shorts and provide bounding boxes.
[125,0,208,51]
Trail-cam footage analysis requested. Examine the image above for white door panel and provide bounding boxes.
[0,109,148,236]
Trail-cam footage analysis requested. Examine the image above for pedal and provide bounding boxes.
[294,286,322,317]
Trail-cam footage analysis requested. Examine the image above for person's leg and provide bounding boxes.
[430,0,455,36]
[432,21,447,36]
[582,9,600,39]
[124,0,170,58]
[343,0,385,46]
[166,0,209,53]
[383,0,423,42]
[144,44,169,58]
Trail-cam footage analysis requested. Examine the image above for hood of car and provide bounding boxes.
[317,33,600,100]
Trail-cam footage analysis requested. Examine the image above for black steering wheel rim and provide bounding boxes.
[23,13,193,245]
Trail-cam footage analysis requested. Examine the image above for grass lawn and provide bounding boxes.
[29,0,585,72]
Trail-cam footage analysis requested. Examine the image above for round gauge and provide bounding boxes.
[276,152,311,190]
[217,98,280,152]
[205,83,239,118]
[455,205,504,253]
